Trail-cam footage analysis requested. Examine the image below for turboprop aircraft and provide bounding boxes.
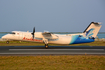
[2,22,102,48]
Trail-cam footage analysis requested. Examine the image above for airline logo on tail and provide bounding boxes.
[86,28,95,38]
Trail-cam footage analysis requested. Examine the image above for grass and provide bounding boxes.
[0,41,105,46]
[0,55,105,70]
[0,41,105,70]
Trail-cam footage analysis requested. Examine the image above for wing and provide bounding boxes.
[42,32,58,39]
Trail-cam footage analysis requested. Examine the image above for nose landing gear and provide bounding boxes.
[6,41,9,44]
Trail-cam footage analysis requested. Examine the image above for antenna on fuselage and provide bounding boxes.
[31,27,35,40]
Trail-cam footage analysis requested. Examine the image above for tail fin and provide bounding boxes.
[83,22,102,38]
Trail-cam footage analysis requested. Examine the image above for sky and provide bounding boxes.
[0,0,105,32]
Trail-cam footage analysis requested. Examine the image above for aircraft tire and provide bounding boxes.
[45,44,48,49]
[6,41,9,44]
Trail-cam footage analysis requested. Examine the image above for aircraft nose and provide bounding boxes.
[2,35,7,39]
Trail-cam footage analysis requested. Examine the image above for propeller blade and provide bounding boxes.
[33,27,35,33]
[31,27,35,40]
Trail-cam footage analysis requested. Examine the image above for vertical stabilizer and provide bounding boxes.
[83,22,102,38]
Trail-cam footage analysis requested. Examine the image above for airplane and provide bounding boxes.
[1,22,102,48]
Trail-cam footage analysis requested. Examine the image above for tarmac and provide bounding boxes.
[0,46,105,56]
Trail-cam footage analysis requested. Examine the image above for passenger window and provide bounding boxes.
[79,35,82,37]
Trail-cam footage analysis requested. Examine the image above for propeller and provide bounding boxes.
[31,27,35,40]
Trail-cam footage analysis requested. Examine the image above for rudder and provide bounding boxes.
[83,22,102,38]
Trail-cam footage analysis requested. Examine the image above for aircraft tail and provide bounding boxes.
[83,22,102,38]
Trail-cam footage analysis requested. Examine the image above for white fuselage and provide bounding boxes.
[2,31,83,45]
[1,22,102,45]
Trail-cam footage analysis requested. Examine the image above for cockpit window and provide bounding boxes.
[10,32,15,34]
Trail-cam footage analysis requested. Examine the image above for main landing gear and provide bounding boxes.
[43,38,49,49]
[45,44,48,49]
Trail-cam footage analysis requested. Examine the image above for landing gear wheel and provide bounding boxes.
[6,41,9,44]
[45,44,48,49]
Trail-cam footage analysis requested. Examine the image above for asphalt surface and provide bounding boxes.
[0,46,105,56]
